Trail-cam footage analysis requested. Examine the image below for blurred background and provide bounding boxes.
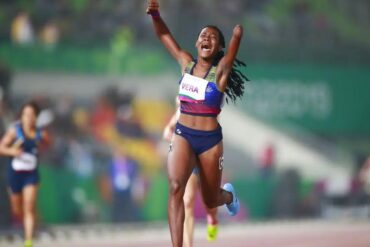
[0,0,370,235]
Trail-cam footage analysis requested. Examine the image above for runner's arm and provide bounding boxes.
[0,127,22,157]
[147,0,192,71]
[217,25,243,91]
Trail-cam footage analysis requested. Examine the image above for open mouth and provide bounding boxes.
[201,43,211,52]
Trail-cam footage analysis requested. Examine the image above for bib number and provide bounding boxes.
[114,174,130,190]
[179,73,208,100]
[12,153,37,171]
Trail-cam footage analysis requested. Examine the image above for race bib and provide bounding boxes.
[114,173,130,190]
[11,153,37,171]
[179,73,208,100]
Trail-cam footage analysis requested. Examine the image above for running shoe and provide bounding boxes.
[207,224,218,242]
[24,240,32,247]
[223,183,240,216]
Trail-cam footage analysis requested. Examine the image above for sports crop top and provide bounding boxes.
[178,61,224,117]
[10,122,42,171]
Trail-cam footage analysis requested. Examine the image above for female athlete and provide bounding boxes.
[147,1,248,246]
[163,100,218,246]
[0,101,49,247]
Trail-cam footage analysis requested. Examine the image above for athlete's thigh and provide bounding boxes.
[22,185,38,211]
[167,134,197,185]
[197,141,224,200]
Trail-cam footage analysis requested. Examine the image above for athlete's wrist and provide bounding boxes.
[148,9,160,19]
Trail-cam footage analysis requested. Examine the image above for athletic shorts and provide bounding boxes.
[8,167,40,194]
[175,122,223,155]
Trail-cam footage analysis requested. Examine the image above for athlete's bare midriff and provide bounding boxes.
[178,113,219,131]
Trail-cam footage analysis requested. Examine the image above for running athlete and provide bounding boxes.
[0,101,48,247]
[147,1,248,246]
[163,99,218,246]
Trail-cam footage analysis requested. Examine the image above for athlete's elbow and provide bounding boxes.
[156,30,165,39]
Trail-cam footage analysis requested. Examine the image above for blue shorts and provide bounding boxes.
[175,122,223,155]
[8,166,40,194]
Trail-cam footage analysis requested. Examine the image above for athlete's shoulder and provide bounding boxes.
[183,60,196,74]
[179,50,193,63]
[3,123,17,140]
[179,52,194,73]
[206,65,217,82]
[7,121,20,132]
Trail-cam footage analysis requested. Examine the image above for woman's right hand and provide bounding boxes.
[146,0,159,14]
[163,124,174,142]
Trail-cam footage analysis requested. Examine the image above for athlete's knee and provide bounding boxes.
[23,201,35,215]
[11,204,23,217]
[183,193,195,211]
[169,179,185,197]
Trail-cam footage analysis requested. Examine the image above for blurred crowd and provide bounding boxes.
[0,0,369,62]
[0,65,175,224]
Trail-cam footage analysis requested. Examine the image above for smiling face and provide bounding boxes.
[196,27,223,61]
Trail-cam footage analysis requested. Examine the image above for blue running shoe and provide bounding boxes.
[223,183,240,216]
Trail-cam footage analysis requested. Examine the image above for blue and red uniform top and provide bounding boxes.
[178,61,224,117]
[9,122,42,172]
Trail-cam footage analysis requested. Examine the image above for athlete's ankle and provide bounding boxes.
[207,216,218,225]
[226,191,233,205]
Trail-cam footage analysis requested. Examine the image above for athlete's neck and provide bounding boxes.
[196,57,213,68]
[22,125,37,138]
[194,57,212,78]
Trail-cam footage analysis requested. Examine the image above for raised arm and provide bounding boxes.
[217,25,243,90]
[0,127,22,157]
[147,0,192,71]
